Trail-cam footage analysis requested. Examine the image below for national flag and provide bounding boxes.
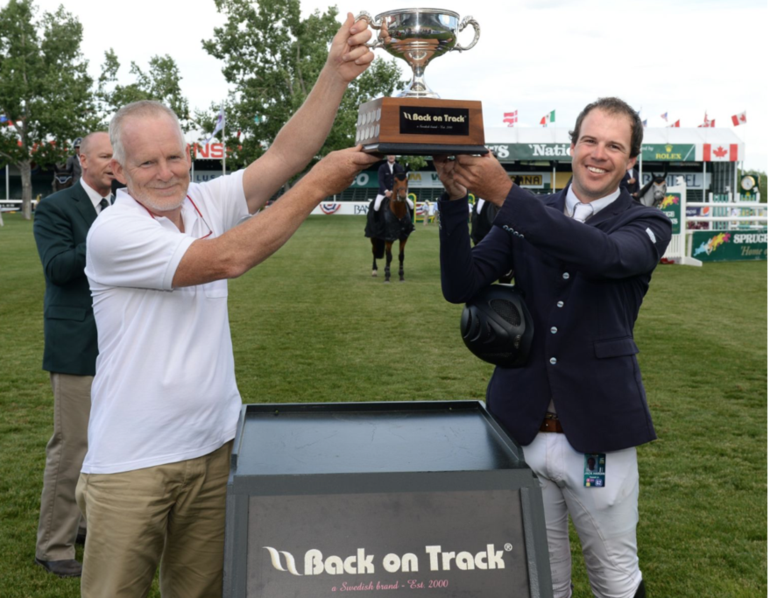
[540,110,555,127]
[668,120,680,128]
[503,110,518,127]
[660,112,668,122]
[203,107,225,144]
[698,112,715,128]
[703,143,738,162]
[731,111,747,126]
[642,119,648,128]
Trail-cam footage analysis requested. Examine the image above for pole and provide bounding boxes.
[222,103,226,178]
[5,164,8,200]
[702,161,707,203]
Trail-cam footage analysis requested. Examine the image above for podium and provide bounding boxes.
[224,401,552,597]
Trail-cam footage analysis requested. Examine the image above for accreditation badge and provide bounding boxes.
[583,453,606,487]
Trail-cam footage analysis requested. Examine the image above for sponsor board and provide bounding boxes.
[311,202,371,216]
[247,490,531,597]
[659,193,682,235]
[641,172,711,189]
[639,144,695,162]
[192,170,226,183]
[691,229,767,261]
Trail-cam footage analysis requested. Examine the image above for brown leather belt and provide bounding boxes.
[540,414,564,433]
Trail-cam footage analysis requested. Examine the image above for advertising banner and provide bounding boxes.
[659,193,682,235]
[639,144,696,162]
[641,172,711,189]
[691,229,767,261]
[248,489,531,598]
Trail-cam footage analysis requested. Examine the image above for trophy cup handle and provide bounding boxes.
[354,11,386,49]
[454,16,480,52]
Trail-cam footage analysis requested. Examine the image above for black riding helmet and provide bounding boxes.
[461,284,534,368]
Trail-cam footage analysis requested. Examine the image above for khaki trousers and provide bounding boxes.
[76,441,233,598]
[36,372,91,561]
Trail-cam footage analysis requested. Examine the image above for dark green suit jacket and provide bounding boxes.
[33,183,100,375]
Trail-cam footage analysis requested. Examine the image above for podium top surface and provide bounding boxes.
[232,401,526,476]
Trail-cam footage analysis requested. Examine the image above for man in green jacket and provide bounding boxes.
[32,131,114,578]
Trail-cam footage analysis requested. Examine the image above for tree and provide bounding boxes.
[0,0,97,218]
[97,50,192,131]
[201,0,404,176]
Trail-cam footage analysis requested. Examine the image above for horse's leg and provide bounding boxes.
[384,241,393,283]
[370,239,378,276]
[398,239,407,282]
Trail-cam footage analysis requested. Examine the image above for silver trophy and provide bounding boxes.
[356,8,480,99]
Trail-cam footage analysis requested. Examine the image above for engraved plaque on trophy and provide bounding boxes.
[355,8,487,156]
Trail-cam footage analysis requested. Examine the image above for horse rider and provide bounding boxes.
[64,138,83,185]
[621,165,640,199]
[376,155,404,209]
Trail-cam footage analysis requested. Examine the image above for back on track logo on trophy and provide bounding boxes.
[355,8,488,156]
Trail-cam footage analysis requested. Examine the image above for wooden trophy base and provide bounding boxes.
[356,97,487,156]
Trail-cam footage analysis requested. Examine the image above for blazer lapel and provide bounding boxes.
[546,188,568,214]
[70,184,98,226]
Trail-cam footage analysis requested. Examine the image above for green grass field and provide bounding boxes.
[0,213,766,597]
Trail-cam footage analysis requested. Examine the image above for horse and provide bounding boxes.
[365,173,414,282]
[637,174,667,208]
[52,163,74,192]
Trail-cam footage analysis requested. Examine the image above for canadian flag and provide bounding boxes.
[731,111,747,126]
[698,113,715,128]
[503,110,518,127]
[703,143,738,162]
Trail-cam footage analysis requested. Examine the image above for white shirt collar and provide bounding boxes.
[564,185,621,221]
[80,177,109,212]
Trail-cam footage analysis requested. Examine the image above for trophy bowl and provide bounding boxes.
[357,8,480,99]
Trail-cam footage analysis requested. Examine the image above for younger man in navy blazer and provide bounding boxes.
[434,98,671,598]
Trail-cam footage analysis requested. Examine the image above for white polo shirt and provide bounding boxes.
[83,171,249,474]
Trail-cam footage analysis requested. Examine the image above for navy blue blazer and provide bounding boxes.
[33,183,100,376]
[439,184,672,453]
[378,161,405,195]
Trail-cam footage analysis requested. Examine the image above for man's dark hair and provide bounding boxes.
[569,97,643,158]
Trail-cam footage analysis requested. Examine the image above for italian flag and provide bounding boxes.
[539,110,555,126]
[703,143,738,162]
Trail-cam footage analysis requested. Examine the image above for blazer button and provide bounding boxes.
[562,272,570,280]
[550,327,558,334]
[549,357,557,365]
[557,301,564,308]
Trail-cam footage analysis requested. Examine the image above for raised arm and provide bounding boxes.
[171,146,379,288]
[241,13,375,213]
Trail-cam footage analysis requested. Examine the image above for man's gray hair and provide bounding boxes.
[110,100,185,165]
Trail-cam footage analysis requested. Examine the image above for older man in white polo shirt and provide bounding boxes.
[77,14,379,598]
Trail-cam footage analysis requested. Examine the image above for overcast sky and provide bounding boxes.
[32,0,768,171]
